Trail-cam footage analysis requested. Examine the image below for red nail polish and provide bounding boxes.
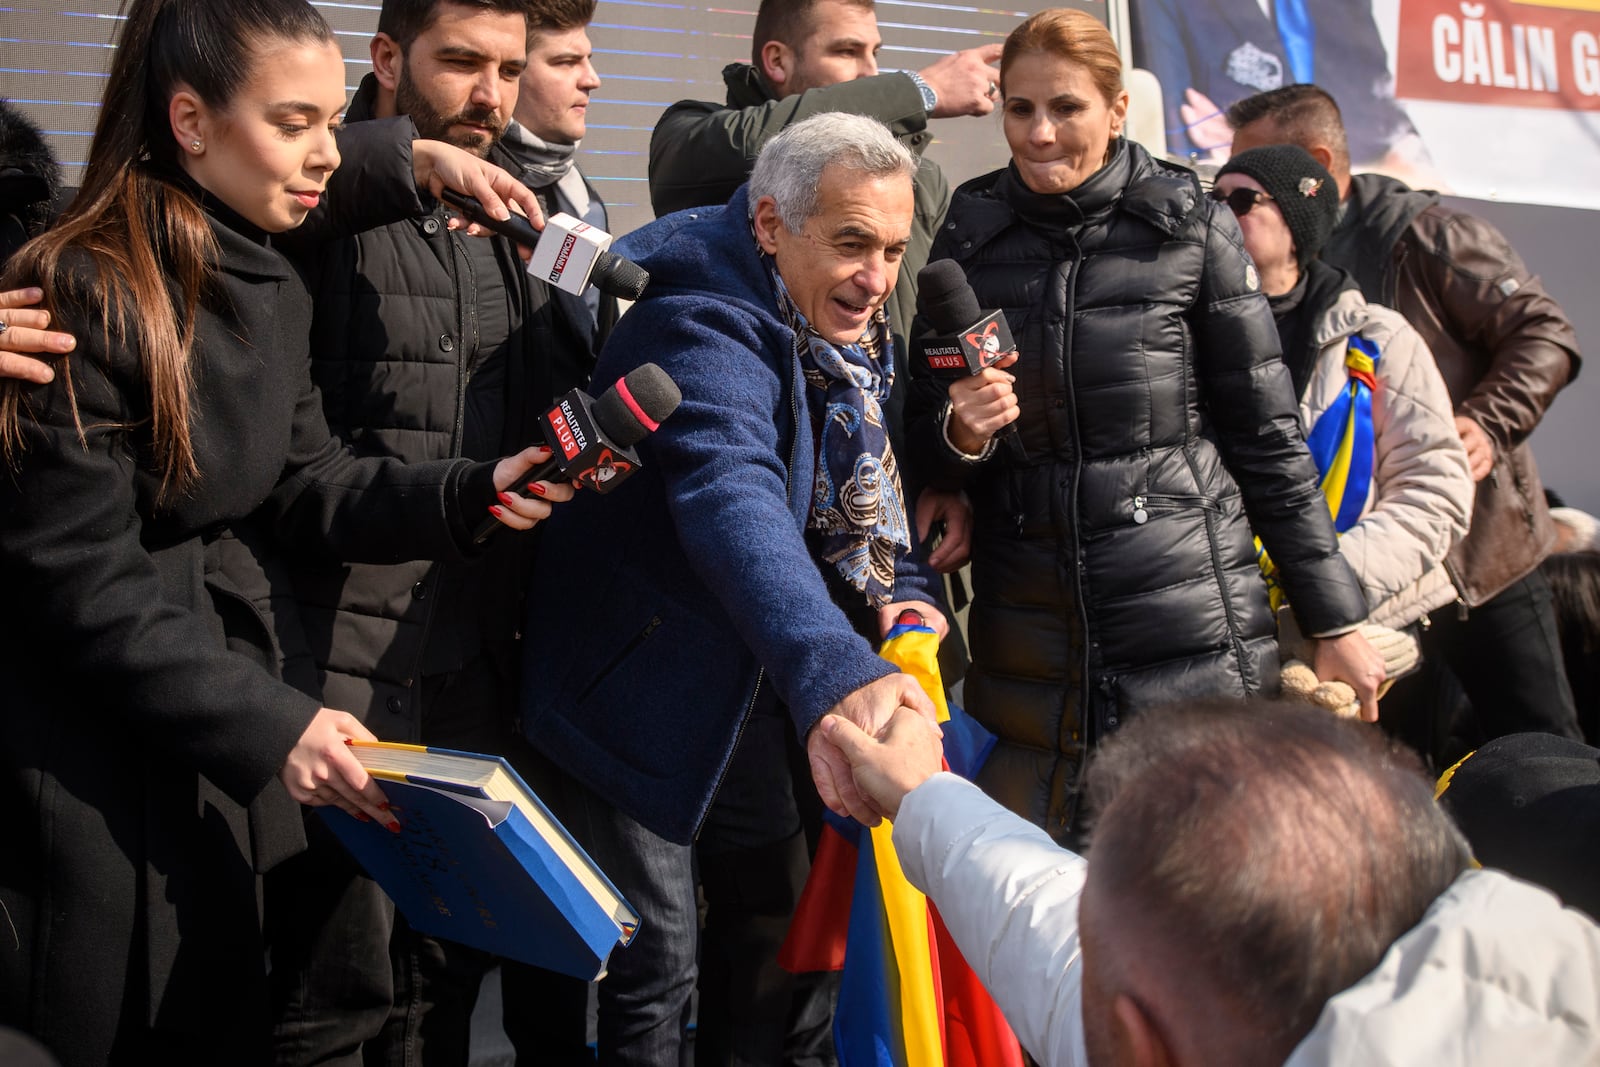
[379,802,391,812]
[387,820,402,833]
[526,482,546,497]
[497,491,517,506]
[488,505,504,518]
[356,812,372,822]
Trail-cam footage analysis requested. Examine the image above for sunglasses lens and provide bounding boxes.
[1212,188,1265,215]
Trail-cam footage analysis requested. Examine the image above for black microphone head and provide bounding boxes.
[590,362,682,447]
[592,249,651,301]
[916,259,983,335]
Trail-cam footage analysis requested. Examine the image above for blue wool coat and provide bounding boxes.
[520,186,936,845]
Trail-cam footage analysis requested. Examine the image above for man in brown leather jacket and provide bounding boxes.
[1228,84,1584,758]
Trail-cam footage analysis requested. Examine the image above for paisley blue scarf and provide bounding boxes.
[766,260,910,608]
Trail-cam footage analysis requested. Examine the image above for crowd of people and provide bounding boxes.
[0,1,1594,1065]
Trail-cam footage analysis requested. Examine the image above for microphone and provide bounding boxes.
[440,188,650,301]
[913,260,1018,380]
[474,363,682,543]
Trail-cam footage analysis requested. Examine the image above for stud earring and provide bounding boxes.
[190,139,203,152]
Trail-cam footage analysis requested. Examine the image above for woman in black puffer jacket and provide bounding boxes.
[906,9,1379,845]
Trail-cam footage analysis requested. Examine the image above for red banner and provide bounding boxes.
[1396,0,1600,109]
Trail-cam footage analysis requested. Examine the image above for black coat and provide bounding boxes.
[0,154,495,1063]
[908,141,1367,841]
[280,77,596,740]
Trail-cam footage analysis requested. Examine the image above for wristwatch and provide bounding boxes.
[906,70,938,115]
[940,401,997,462]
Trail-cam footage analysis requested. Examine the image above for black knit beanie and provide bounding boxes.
[1215,144,1337,268]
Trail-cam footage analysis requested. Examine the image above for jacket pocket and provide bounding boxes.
[574,613,664,705]
[1128,492,1221,525]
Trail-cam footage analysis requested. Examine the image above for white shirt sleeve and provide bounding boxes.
[892,772,1091,1067]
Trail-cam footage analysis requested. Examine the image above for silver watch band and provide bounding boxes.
[906,70,938,115]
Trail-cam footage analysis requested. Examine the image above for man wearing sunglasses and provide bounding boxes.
[1227,85,1584,762]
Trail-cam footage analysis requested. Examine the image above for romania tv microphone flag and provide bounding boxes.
[780,611,1022,1067]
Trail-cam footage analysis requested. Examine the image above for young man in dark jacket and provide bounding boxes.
[267,2,597,1063]
[649,0,996,429]
[499,0,616,345]
[1228,84,1585,758]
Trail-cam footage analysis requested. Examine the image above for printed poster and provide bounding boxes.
[1129,0,1600,208]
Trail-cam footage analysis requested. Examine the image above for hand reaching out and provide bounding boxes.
[816,706,945,824]
[808,673,940,824]
[946,349,1018,455]
[486,445,578,531]
[412,139,543,259]
[0,287,76,384]
[280,708,394,827]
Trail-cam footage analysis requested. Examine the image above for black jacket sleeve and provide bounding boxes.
[1191,204,1369,636]
[278,116,429,250]
[256,364,499,565]
[648,73,929,217]
[0,317,316,806]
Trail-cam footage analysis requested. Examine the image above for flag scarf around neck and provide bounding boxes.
[1256,334,1382,611]
[765,259,911,608]
[778,619,1021,1067]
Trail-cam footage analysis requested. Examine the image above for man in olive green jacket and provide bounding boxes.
[649,0,999,456]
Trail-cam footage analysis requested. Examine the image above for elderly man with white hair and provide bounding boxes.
[516,111,947,1064]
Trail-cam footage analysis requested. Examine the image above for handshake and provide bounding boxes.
[813,710,945,824]
[807,674,947,826]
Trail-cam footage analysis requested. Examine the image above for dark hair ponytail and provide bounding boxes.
[0,0,333,500]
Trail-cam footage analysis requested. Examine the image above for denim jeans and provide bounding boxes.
[376,919,591,1067]
[370,666,591,1067]
[539,704,805,1066]
[266,817,395,1067]
[694,707,814,1067]
[553,770,699,1067]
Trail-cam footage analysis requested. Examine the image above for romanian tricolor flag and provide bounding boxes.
[780,613,1023,1067]
[1257,334,1384,610]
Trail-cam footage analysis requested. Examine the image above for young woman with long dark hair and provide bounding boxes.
[0,1,568,1060]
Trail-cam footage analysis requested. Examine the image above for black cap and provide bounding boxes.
[1437,732,1600,922]
[1215,144,1337,268]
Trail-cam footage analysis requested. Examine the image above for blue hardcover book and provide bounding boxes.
[318,741,639,980]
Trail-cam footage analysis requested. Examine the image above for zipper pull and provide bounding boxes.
[1132,495,1148,525]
